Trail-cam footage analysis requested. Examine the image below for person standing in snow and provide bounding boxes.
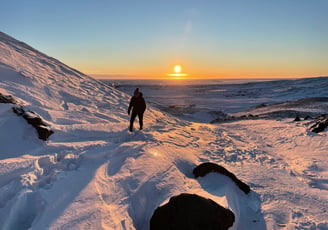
[128,88,146,132]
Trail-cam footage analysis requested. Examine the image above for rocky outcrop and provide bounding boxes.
[0,92,17,104]
[304,115,313,120]
[193,162,251,194]
[211,113,259,124]
[309,114,328,133]
[2,93,54,140]
[294,115,301,121]
[150,193,235,230]
[13,107,54,140]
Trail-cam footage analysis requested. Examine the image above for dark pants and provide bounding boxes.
[129,111,144,131]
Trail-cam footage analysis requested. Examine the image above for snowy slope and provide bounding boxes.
[1,31,327,230]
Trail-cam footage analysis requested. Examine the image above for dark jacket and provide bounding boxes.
[128,95,146,114]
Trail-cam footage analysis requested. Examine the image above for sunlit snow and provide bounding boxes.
[1,31,328,229]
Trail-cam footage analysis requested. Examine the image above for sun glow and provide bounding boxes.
[167,65,188,79]
[174,65,182,73]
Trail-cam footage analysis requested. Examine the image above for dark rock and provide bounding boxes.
[310,123,327,133]
[23,112,47,127]
[304,115,313,120]
[12,106,25,115]
[0,93,17,104]
[36,125,54,141]
[12,106,54,140]
[294,115,301,121]
[309,114,328,133]
[150,193,235,230]
[210,113,260,124]
[256,103,267,108]
[193,162,251,194]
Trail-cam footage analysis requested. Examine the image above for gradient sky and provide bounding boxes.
[1,0,328,79]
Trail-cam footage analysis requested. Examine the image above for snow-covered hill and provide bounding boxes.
[1,32,327,230]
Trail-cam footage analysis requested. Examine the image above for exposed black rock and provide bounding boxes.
[294,115,301,121]
[13,106,25,115]
[304,115,313,120]
[213,97,328,122]
[193,162,251,194]
[35,125,54,141]
[309,114,328,133]
[23,111,47,127]
[0,93,17,104]
[150,193,235,230]
[210,114,259,124]
[256,103,267,108]
[12,106,54,140]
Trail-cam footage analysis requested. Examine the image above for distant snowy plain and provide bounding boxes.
[1,31,328,229]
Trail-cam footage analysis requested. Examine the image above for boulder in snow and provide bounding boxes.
[12,106,25,115]
[193,162,251,194]
[150,193,235,230]
[12,106,54,140]
[309,114,328,133]
[22,111,47,127]
[0,92,17,104]
[35,125,54,141]
[304,115,313,120]
[294,115,301,121]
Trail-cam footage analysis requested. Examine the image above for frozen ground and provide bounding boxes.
[1,31,328,230]
[105,77,328,123]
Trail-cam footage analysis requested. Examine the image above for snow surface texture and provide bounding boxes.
[1,31,328,230]
[108,78,328,123]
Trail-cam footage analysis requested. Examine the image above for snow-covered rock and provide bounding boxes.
[193,162,250,194]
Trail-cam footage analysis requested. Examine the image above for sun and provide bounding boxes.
[167,64,188,79]
[174,65,182,73]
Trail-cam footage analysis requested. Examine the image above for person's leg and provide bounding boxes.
[138,112,144,130]
[129,112,137,132]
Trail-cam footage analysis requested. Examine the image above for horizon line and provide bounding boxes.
[89,73,327,80]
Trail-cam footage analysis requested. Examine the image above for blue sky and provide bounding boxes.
[1,0,327,78]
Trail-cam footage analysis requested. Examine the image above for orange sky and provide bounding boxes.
[3,1,327,80]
